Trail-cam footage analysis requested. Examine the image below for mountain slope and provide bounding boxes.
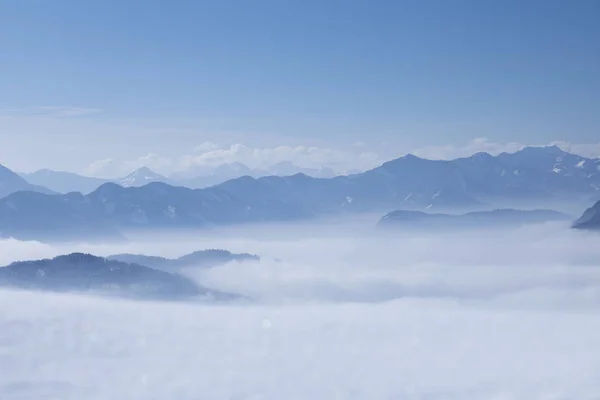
[0,253,228,300]
[0,190,124,241]
[21,169,110,194]
[494,146,600,196]
[108,249,259,270]
[572,201,600,230]
[0,164,54,198]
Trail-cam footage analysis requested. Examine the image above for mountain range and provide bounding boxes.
[20,166,174,193]
[19,162,337,194]
[19,169,110,194]
[2,146,600,241]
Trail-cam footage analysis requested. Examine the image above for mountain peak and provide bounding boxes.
[130,166,161,176]
[470,151,494,160]
[119,167,168,187]
[214,162,251,173]
[456,152,496,165]
[52,252,105,263]
[517,145,566,155]
[91,181,126,194]
[382,153,432,168]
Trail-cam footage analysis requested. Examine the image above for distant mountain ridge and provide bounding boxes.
[378,208,571,230]
[20,167,172,194]
[21,169,110,194]
[0,164,55,198]
[18,162,338,195]
[13,146,600,197]
[2,146,600,241]
[176,161,337,189]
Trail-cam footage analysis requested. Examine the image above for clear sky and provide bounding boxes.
[1,0,599,176]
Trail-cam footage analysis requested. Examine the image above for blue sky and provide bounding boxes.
[0,0,599,175]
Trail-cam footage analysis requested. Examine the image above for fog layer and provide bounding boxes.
[2,220,600,398]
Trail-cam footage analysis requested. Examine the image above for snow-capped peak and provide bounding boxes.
[118,167,168,187]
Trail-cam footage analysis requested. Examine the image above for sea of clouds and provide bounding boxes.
[2,219,600,399]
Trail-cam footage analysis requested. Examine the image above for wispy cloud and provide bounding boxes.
[411,137,600,160]
[83,143,383,178]
[82,138,600,179]
[179,143,382,172]
[549,141,600,160]
[0,106,102,118]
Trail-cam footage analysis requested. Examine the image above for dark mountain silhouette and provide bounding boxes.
[0,179,314,241]
[378,208,571,230]
[572,201,600,230]
[108,249,259,270]
[0,253,233,300]
[0,191,125,242]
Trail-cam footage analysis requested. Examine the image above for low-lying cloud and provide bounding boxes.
[2,221,600,307]
[2,221,600,398]
[176,222,600,307]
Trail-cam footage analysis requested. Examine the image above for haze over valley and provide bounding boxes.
[2,0,600,398]
[3,100,600,400]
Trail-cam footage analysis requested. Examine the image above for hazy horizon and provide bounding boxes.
[2,1,600,398]
[4,140,600,179]
[0,139,600,182]
[2,1,599,176]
